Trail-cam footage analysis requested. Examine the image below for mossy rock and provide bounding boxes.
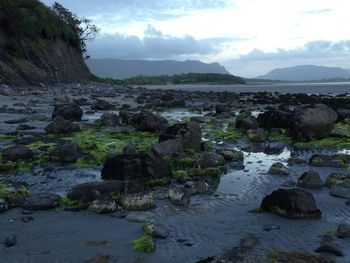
[326,173,350,188]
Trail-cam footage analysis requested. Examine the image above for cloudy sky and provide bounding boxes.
[41,0,350,77]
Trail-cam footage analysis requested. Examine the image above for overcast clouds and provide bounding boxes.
[41,0,350,77]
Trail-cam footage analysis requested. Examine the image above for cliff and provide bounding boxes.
[0,0,92,86]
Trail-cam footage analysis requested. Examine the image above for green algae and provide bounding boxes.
[132,222,154,254]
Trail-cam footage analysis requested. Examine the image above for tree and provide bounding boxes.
[51,2,99,59]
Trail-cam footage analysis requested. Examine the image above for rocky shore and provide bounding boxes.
[0,83,350,262]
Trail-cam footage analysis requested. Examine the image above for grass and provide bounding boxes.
[0,183,31,201]
[144,177,170,187]
[0,134,17,140]
[59,196,89,210]
[269,206,286,217]
[131,222,154,254]
[173,170,188,180]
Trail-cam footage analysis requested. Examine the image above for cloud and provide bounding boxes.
[235,40,350,62]
[87,27,231,59]
[301,9,332,15]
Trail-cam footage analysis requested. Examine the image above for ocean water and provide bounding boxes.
[143,82,350,94]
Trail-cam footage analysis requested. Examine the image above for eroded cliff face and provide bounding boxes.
[0,32,92,86]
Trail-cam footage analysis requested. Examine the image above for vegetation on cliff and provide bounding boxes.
[0,0,98,58]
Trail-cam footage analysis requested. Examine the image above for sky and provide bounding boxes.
[41,0,350,77]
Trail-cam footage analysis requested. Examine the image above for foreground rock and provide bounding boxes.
[330,182,350,199]
[309,154,349,168]
[67,181,125,203]
[101,153,172,183]
[50,142,81,163]
[268,162,289,175]
[152,122,201,157]
[52,103,83,121]
[131,110,168,132]
[21,193,60,210]
[45,116,80,135]
[298,171,323,189]
[1,144,33,161]
[289,105,337,140]
[260,188,321,219]
[268,250,335,263]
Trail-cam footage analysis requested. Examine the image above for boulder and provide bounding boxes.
[197,152,225,169]
[216,149,244,162]
[260,188,321,219]
[101,153,172,182]
[21,193,60,210]
[52,103,83,121]
[236,115,259,130]
[247,128,267,143]
[50,142,81,163]
[67,181,125,203]
[269,162,289,175]
[289,105,337,140]
[297,171,323,189]
[337,224,350,238]
[98,113,119,126]
[45,116,80,135]
[330,182,350,199]
[91,99,113,110]
[326,173,350,187]
[257,106,293,129]
[152,122,201,157]
[1,144,33,161]
[215,104,230,114]
[131,111,168,132]
[168,186,191,206]
[309,154,349,168]
[122,194,156,211]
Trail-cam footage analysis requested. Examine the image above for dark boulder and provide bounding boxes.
[45,117,80,135]
[337,224,350,238]
[21,193,60,210]
[236,115,259,130]
[309,154,349,168]
[98,113,119,126]
[1,144,33,161]
[68,181,125,203]
[289,105,337,140]
[101,153,172,182]
[215,104,230,114]
[258,106,293,129]
[91,99,113,110]
[152,122,202,157]
[131,111,168,132]
[260,188,321,219]
[52,103,83,121]
[50,142,81,163]
[297,171,323,189]
[197,152,225,168]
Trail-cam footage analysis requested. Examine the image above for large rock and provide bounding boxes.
[131,110,168,132]
[91,99,113,110]
[1,144,33,161]
[309,154,349,168]
[258,106,293,129]
[45,116,80,135]
[236,115,259,130]
[67,181,125,203]
[197,152,225,169]
[289,105,337,140]
[330,182,350,199]
[50,142,81,163]
[260,188,321,219]
[21,193,60,210]
[101,153,172,182]
[152,122,202,157]
[52,103,83,121]
[98,113,119,126]
[298,171,323,189]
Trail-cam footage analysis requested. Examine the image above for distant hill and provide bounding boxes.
[86,59,230,79]
[257,65,350,81]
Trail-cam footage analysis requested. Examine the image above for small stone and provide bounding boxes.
[4,235,17,247]
[315,243,343,257]
[168,186,191,206]
[150,223,169,239]
[126,211,156,223]
[337,224,350,239]
[269,162,289,175]
[20,216,34,223]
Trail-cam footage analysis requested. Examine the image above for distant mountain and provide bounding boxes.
[86,59,230,79]
[257,65,350,81]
